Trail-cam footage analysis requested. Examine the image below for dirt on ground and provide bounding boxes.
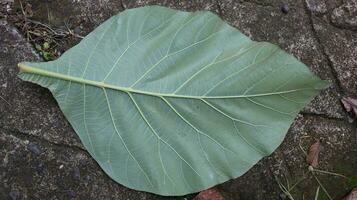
[0,0,356,199]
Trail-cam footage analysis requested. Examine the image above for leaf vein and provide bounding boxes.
[102,13,178,82]
[103,88,154,188]
[127,92,202,178]
[160,96,250,165]
[246,97,295,117]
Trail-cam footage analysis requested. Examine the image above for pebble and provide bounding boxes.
[9,190,17,200]
[281,4,289,14]
[279,192,287,199]
[66,190,76,198]
[72,167,81,180]
[73,27,81,34]
[27,143,42,156]
[36,163,45,174]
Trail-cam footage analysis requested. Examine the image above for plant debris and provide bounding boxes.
[9,0,83,60]
[341,97,357,116]
[342,188,357,200]
[307,140,321,168]
[193,188,225,200]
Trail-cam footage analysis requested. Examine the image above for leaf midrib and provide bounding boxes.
[18,63,317,99]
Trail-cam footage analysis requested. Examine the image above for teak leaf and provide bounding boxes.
[18,6,328,196]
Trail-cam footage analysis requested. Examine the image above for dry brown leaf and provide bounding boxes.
[341,97,357,115]
[342,188,357,200]
[307,140,321,167]
[193,188,225,200]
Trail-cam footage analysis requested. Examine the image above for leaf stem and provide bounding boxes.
[18,63,319,100]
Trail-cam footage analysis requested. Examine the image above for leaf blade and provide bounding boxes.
[18,6,329,195]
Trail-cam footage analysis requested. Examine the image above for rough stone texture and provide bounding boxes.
[0,130,196,200]
[219,115,357,200]
[330,0,357,30]
[218,0,346,118]
[310,15,357,97]
[27,0,123,27]
[304,0,357,97]
[0,0,13,19]
[1,0,356,199]
[306,0,328,14]
[0,20,82,149]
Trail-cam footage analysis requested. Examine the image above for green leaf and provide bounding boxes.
[35,43,42,51]
[43,42,50,50]
[17,6,328,196]
[348,175,357,187]
[42,52,53,61]
[315,186,329,200]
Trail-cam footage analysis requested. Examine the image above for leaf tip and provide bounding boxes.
[312,80,330,90]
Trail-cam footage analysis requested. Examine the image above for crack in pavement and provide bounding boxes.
[216,0,223,17]
[302,0,346,97]
[300,112,347,121]
[0,127,87,153]
[240,0,274,8]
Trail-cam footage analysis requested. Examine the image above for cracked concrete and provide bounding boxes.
[219,0,346,118]
[1,130,190,200]
[218,114,356,199]
[1,0,356,199]
[0,20,83,149]
[303,0,357,97]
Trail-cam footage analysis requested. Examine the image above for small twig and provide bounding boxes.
[275,175,295,200]
[288,174,308,192]
[0,95,11,106]
[64,21,84,39]
[298,135,311,156]
[28,19,59,34]
[46,3,50,24]
[312,173,333,200]
[312,168,348,179]
[71,32,84,39]
[51,40,60,47]
[314,187,320,200]
[299,142,307,156]
[27,30,42,36]
[285,175,290,189]
[19,0,27,19]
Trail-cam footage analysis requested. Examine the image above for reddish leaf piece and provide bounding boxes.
[342,188,357,200]
[341,97,357,115]
[193,188,225,200]
[307,140,321,167]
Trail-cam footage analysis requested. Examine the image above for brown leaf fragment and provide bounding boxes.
[342,188,357,200]
[193,188,225,200]
[341,97,357,115]
[307,140,321,167]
